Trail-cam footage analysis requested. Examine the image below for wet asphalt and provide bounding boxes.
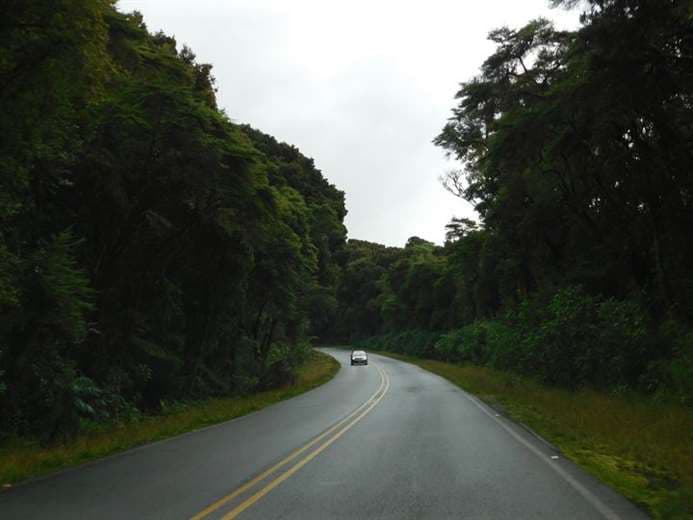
[0,348,649,519]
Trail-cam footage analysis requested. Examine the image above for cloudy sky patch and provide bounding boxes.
[117,0,580,246]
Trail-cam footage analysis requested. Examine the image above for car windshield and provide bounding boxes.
[353,351,366,357]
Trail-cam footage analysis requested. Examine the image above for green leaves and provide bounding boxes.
[435,1,693,317]
[28,230,94,344]
[0,2,348,439]
[334,2,692,407]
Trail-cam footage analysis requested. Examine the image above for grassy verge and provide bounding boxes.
[375,350,693,520]
[0,350,339,486]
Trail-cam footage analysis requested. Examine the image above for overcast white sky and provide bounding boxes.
[117,0,580,246]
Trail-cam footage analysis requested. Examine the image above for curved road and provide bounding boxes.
[0,349,648,519]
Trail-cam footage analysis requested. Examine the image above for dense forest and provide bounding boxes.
[0,1,346,440]
[335,0,693,401]
[1,0,692,444]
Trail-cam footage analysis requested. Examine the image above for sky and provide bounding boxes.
[117,0,580,247]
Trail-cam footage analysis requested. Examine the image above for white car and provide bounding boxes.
[350,350,368,366]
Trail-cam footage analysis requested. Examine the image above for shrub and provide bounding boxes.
[663,322,693,405]
[368,287,667,394]
[261,340,313,390]
[512,287,649,389]
[483,320,521,369]
[0,350,5,397]
[356,330,442,358]
[435,323,489,364]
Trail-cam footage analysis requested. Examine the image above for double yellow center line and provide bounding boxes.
[192,363,391,520]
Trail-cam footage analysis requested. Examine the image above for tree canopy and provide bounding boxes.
[0,2,346,440]
[2,0,692,442]
[332,1,693,401]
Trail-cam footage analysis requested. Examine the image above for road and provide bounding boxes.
[0,348,648,519]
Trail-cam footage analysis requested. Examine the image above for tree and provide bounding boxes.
[0,3,348,438]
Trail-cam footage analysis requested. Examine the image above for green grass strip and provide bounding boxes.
[0,350,339,486]
[374,350,693,520]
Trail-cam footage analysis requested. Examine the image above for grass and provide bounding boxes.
[0,350,339,487]
[374,351,693,520]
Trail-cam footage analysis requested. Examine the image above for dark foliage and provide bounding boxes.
[0,3,346,440]
[336,1,693,402]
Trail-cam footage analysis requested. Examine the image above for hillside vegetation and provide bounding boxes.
[332,2,693,515]
[0,2,346,442]
[334,0,693,403]
[1,5,692,513]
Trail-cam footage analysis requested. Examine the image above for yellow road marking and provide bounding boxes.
[221,366,391,519]
[191,363,388,520]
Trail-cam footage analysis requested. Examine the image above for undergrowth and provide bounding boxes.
[0,350,339,486]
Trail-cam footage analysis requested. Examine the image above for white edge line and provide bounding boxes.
[371,352,623,520]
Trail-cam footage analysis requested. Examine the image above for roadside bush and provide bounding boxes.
[662,321,693,405]
[0,350,5,397]
[482,320,521,369]
[363,287,670,395]
[261,341,312,389]
[435,323,489,364]
[433,320,521,368]
[508,287,650,389]
[433,329,464,362]
[397,330,442,357]
[356,330,442,358]
[594,298,652,388]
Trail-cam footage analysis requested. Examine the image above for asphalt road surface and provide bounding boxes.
[0,348,649,519]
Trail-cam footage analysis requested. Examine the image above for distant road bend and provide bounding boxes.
[0,348,648,519]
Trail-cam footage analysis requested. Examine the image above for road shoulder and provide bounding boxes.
[0,350,339,488]
[371,350,690,519]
